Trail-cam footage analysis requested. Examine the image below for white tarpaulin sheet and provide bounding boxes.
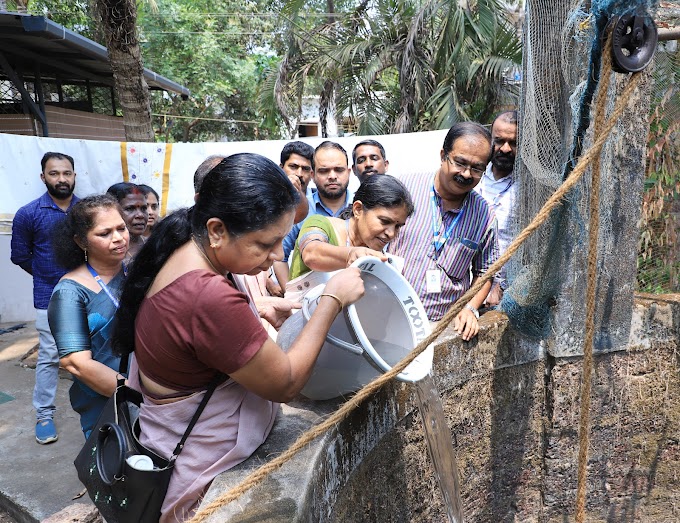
[0,129,449,227]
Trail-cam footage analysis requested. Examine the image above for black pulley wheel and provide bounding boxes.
[608,12,658,73]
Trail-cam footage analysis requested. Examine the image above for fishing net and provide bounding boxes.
[501,0,657,340]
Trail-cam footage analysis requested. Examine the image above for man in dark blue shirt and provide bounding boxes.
[11,152,79,444]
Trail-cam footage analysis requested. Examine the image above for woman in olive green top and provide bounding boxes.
[289,175,414,280]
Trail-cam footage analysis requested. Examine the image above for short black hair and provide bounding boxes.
[340,175,414,219]
[280,141,315,170]
[442,122,492,155]
[352,139,386,165]
[314,141,348,165]
[492,110,518,127]
[41,152,74,172]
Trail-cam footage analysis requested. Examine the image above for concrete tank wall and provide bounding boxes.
[200,296,680,522]
[330,299,680,522]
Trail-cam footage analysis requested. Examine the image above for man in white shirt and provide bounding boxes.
[475,111,518,307]
[349,139,389,193]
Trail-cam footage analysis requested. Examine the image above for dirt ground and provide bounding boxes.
[0,508,17,523]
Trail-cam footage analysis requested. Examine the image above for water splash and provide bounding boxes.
[414,373,464,523]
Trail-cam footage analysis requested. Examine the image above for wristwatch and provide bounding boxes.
[465,304,479,318]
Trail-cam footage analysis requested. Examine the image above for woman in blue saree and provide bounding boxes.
[48,195,129,437]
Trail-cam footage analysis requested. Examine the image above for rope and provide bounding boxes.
[574,31,614,523]
[188,68,642,523]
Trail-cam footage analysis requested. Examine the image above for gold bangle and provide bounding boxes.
[320,293,343,312]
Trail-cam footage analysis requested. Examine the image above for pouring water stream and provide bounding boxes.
[414,373,464,523]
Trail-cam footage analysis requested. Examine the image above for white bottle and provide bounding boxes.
[126,454,154,471]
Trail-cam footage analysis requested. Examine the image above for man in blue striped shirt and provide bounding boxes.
[11,152,80,444]
[388,122,498,340]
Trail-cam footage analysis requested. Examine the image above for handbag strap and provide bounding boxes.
[170,371,225,460]
[119,352,130,376]
[118,350,225,460]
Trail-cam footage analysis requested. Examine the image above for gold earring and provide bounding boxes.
[210,242,218,249]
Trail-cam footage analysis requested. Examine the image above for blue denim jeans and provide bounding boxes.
[33,308,59,421]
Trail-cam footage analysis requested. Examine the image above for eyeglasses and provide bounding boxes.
[445,155,485,178]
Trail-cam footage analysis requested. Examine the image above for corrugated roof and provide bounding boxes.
[0,12,189,98]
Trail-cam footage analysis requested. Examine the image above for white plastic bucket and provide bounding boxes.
[277,256,434,400]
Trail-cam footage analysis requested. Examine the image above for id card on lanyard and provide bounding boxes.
[87,263,123,308]
[429,186,464,293]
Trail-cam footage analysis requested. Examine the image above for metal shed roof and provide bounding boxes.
[0,12,190,98]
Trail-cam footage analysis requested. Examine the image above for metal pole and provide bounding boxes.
[659,27,680,41]
[34,64,48,136]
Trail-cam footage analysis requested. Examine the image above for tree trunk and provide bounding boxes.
[96,0,154,142]
[321,0,336,138]
[319,79,334,138]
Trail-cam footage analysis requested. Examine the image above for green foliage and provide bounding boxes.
[137,0,284,142]
[29,0,285,142]
[264,0,522,137]
[636,47,680,293]
[26,0,521,141]
[29,1,97,40]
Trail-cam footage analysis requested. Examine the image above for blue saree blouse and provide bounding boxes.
[48,270,125,436]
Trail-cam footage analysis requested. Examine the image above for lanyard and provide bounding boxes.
[430,186,464,258]
[479,173,514,210]
[86,263,121,308]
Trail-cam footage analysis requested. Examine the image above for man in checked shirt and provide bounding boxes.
[11,152,80,444]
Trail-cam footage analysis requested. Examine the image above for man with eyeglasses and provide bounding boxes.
[388,122,498,340]
[474,111,518,307]
[350,139,389,191]
[274,141,353,290]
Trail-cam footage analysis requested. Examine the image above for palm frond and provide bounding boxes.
[260,0,523,135]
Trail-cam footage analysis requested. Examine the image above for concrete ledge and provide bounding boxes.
[201,374,419,522]
[629,293,680,350]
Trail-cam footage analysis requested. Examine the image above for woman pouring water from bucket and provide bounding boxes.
[279,175,435,401]
[288,175,414,282]
[112,153,364,522]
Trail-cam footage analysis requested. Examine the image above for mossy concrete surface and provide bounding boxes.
[200,296,679,522]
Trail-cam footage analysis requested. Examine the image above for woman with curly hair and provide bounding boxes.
[47,194,129,437]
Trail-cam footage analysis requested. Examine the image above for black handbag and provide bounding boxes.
[74,354,223,523]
